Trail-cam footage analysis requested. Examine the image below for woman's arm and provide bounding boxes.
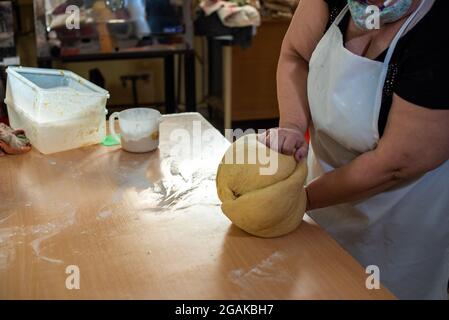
[265,0,328,160]
[277,0,328,133]
[306,94,449,210]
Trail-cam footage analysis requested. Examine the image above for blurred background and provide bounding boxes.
[0,0,300,132]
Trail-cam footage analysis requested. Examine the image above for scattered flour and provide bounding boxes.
[28,202,77,265]
[97,210,113,220]
[228,251,292,291]
[30,233,64,265]
[0,227,23,271]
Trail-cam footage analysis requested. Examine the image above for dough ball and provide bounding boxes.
[216,134,308,238]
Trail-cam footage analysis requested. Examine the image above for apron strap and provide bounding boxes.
[332,4,350,26]
[403,0,435,35]
[382,0,432,66]
[372,0,431,140]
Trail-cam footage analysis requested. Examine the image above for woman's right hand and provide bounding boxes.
[259,127,309,162]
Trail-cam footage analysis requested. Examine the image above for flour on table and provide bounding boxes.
[28,202,77,265]
[97,210,113,220]
[229,251,292,289]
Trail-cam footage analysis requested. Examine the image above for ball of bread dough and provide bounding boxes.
[216,134,308,238]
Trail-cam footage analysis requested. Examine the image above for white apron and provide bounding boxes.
[307,1,449,300]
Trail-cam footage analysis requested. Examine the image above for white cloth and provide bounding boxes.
[200,1,261,27]
[306,1,449,300]
[126,0,151,37]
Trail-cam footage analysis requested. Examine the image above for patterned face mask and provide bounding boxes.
[347,0,414,30]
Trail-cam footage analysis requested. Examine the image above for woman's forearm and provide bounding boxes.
[306,94,449,211]
[276,0,327,133]
[277,51,311,134]
[305,150,404,210]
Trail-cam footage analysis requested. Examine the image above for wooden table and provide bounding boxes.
[0,113,394,299]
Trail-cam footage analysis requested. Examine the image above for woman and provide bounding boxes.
[262,0,449,299]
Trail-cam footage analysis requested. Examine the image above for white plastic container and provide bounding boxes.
[4,67,110,154]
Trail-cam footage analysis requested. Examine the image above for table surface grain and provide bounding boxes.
[0,113,395,299]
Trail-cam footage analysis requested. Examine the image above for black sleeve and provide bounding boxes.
[323,0,346,8]
[323,0,347,30]
[394,2,449,109]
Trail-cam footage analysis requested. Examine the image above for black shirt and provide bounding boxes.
[323,0,449,136]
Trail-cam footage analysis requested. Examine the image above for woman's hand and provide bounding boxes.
[259,127,309,162]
